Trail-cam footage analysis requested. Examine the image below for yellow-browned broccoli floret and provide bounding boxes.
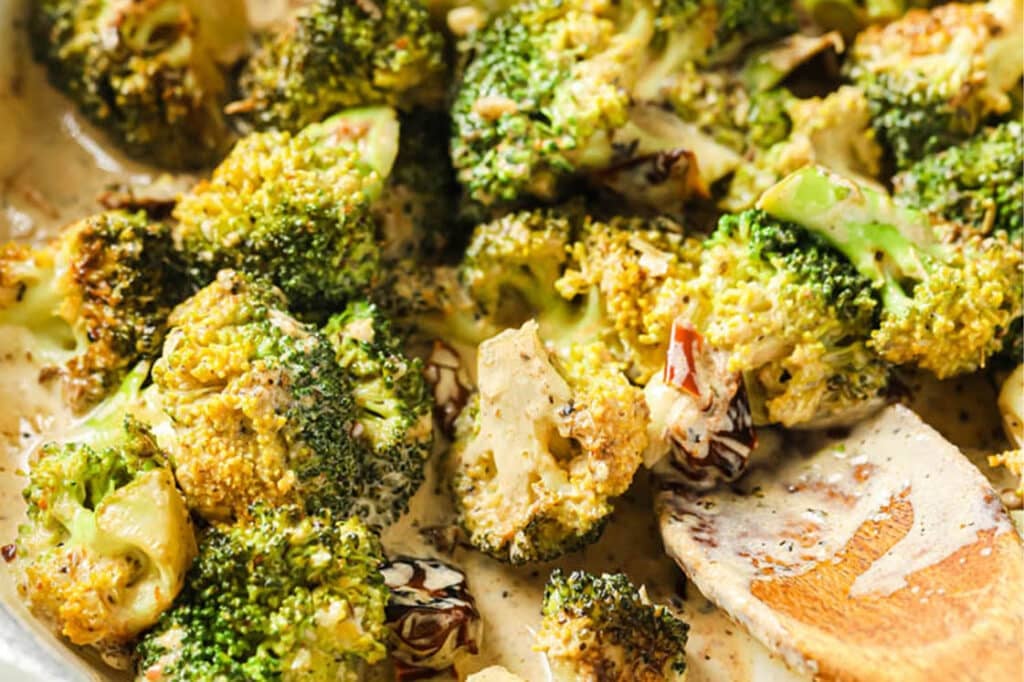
[136,505,389,681]
[845,0,1023,168]
[554,216,702,384]
[231,0,447,132]
[14,366,195,665]
[28,0,247,168]
[760,165,1023,378]
[450,321,648,564]
[173,107,399,313]
[421,206,699,384]
[0,211,189,412]
[536,569,689,681]
[152,271,349,519]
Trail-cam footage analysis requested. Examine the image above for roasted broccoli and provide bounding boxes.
[151,270,427,527]
[676,209,890,428]
[29,0,246,168]
[450,321,648,563]
[760,165,1023,378]
[322,301,433,528]
[536,569,689,682]
[0,210,189,412]
[443,207,699,383]
[721,85,884,212]
[845,0,1024,169]
[450,0,795,206]
[231,0,447,132]
[173,107,399,313]
[13,365,195,662]
[136,505,388,681]
[797,0,938,36]
[894,121,1023,241]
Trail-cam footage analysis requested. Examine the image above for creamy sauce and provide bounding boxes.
[0,0,1017,680]
[657,404,1017,675]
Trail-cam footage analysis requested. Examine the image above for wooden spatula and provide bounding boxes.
[657,404,1023,682]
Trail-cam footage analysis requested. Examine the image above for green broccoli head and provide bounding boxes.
[28,0,245,168]
[449,206,700,383]
[797,0,938,37]
[135,505,388,682]
[151,270,362,521]
[450,0,639,205]
[450,0,797,206]
[231,0,447,132]
[685,210,889,427]
[894,121,1023,241]
[712,0,796,56]
[760,165,1024,378]
[14,406,196,656]
[173,107,399,312]
[845,1,1024,169]
[0,210,189,412]
[450,321,649,564]
[536,569,689,682]
[459,208,575,327]
[720,85,884,213]
[322,301,433,528]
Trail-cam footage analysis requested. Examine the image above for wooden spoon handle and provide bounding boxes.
[658,405,1024,681]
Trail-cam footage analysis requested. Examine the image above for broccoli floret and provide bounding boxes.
[449,0,813,208]
[458,208,576,330]
[760,165,1024,378]
[553,216,702,383]
[845,1,1024,169]
[679,209,889,427]
[14,366,195,660]
[173,107,399,313]
[28,0,245,168]
[894,121,1023,241]
[536,569,689,682]
[151,270,424,527]
[375,110,459,262]
[445,206,699,383]
[451,0,794,206]
[0,210,189,412]
[712,0,796,58]
[450,0,638,205]
[136,505,388,682]
[797,0,938,37]
[721,85,884,212]
[322,301,433,528]
[231,0,447,132]
[450,321,649,563]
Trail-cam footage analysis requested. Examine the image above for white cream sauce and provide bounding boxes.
[657,404,1017,674]
[0,0,1017,680]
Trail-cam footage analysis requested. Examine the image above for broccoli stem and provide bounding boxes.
[74,361,150,449]
[303,107,401,201]
[757,165,937,313]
